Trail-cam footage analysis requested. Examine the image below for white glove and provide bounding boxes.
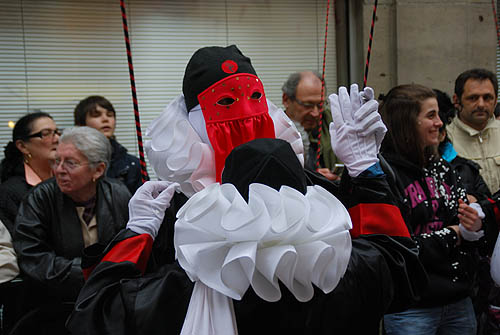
[126,181,179,239]
[329,84,387,177]
[355,86,386,148]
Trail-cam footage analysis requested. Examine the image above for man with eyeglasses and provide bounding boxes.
[282,71,342,181]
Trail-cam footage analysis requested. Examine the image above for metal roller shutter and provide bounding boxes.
[0,0,336,179]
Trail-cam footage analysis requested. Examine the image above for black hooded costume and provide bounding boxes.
[66,45,427,334]
[67,137,427,335]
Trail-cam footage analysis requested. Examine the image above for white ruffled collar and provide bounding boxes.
[145,94,304,197]
[175,182,352,334]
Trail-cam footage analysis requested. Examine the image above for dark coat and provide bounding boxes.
[107,138,148,195]
[0,164,32,235]
[450,156,491,200]
[13,177,131,302]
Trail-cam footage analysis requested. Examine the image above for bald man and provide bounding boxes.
[282,71,342,180]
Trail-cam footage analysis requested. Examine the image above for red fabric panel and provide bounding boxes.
[198,73,276,181]
[349,203,410,238]
[101,234,154,273]
[206,114,275,181]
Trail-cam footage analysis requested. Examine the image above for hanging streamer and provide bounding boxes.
[363,0,378,88]
[120,0,148,182]
[492,0,500,49]
[315,0,332,170]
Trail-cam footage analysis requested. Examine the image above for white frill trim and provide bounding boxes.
[145,95,304,197]
[175,182,352,335]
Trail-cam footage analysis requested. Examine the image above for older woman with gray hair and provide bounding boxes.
[11,126,131,334]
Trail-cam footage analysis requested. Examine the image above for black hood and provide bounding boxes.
[182,45,257,111]
[221,138,307,201]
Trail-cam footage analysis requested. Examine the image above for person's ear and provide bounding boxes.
[452,94,461,111]
[92,162,106,181]
[438,130,446,143]
[15,139,30,155]
[282,93,291,109]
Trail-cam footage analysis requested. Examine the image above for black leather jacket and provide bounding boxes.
[13,177,131,302]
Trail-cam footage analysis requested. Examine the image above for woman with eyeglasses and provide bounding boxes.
[0,112,60,235]
[11,126,131,334]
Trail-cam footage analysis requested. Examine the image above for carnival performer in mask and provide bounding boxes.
[67,45,427,335]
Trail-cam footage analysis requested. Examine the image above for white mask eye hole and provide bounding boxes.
[251,92,262,100]
[217,97,236,106]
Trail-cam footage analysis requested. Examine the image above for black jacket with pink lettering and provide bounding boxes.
[384,152,481,308]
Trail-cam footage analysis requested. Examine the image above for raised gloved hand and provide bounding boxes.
[126,181,179,239]
[329,84,386,177]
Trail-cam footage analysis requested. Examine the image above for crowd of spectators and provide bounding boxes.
[0,46,499,335]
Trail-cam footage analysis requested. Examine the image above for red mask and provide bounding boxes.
[198,73,276,181]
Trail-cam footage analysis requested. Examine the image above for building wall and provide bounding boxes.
[359,0,497,97]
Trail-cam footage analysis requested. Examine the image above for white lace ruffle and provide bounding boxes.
[175,182,352,302]
[145,95,304,197]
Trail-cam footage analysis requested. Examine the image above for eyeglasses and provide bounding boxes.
[51,158,89,171]
[292,97,323,110]
[26,128,61,140]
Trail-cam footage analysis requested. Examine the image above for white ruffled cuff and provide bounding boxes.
[469,202,485,219]
[458,202,485,242]
[458,224,484,241]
